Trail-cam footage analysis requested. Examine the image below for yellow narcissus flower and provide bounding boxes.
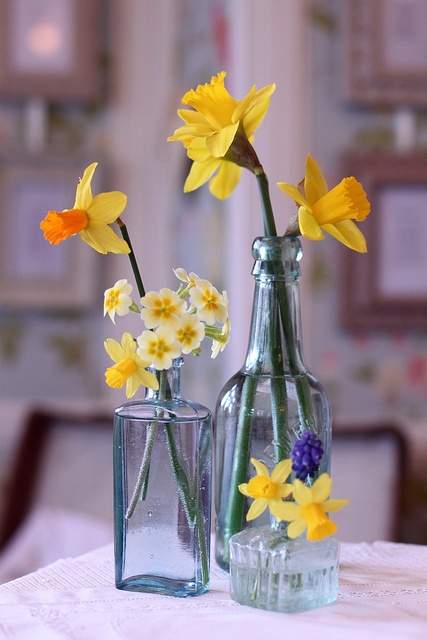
[277,155,371,252]
[168,71,276,199]
[189,279,228,324]
[175,312,205,354]
[40,163,130,254]
[140,288,186,330]
[276,473,349,542]
[238,458,293,521]
[104,279,133,324]
[137,327,182,370]
[104,332,158,398]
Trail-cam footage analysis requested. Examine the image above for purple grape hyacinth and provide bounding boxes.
[291,430,324,481]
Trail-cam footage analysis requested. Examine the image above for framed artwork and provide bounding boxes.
[340,152,427,330]
[345,0,427,106]
[0,0,101,101]
[0,157,100,309]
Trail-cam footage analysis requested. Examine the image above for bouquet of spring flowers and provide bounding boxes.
[167,71,370,554]
[40,162,230,401]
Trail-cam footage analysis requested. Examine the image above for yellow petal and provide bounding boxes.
[298,206,325,241]
[209,161,242,200]
[287,518,307,539]
[88,191,128,223]
[246,498,268,521]
[79,225,130,254]
[272,501,300,521]
[276,182,309,208]
[74,163,97,210]
[305,155,329,202]
[205,122,239,157]
[250,458,269,478]
[311,473,333,503]
[184,157,220,193]
[104,338,123,363]
[323,498,349,513]
[238,482,250,497]
[271,458,292,484]
[322,220,367,253]
[292,478,312,506]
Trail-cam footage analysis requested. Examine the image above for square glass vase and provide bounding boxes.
[229,525,339,613]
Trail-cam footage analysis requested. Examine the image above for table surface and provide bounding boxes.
[0,540,426,640]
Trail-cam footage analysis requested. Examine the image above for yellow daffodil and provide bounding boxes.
[275,473,349,541]
[168,71,276,199]
[175,312,205,354]
[238,458,293,521]
[137,327,182,370]
[189,279,228,324]
[140,288,186,330]
[104,279,133,324]
[277,155,370,252]
[104,332,158,398]
[40,163,130,254]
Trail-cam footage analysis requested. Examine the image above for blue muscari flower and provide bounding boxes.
[291,430,324,481]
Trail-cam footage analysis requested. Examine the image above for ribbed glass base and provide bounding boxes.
[229,525,339,613]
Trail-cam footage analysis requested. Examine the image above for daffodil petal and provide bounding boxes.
[323,498,349,513]
[88,192,128,223]
[298,206,325,241]
[311,473,333,502]
[79,225,130,255]
[292,478,313,506]
[238,482,250,497]
[305,154,329,202]
[277,182,309,208]
[271,458,292,484]
[104,338,122,363]
[206,122,239,157]
[322,220,367,253]
[209,161,242,199]
[287,518,307,539]
[250,458,269,478]
[74,163,97,209]
[246,498,268,521]
[273,502,301,521]
[184,157,220,193]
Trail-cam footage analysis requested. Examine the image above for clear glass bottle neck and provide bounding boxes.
[144,357,183,401]
[243,237,307,377]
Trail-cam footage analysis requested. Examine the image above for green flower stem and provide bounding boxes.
[255,170,277,236]
[222,374,258,564]
[117,218,146,298]
[165,409,209,585]
[125,422,157,519]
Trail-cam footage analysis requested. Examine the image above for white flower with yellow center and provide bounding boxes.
[189,279,227,324]
[140,288,186,330]
[137,327,182,370]
[103,279,133,324]
[175,312,205,354]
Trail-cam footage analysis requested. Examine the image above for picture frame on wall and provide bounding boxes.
[345,0,427,106]
[0,157,100,309]
[0,0,101,102]
[340,152,427,330]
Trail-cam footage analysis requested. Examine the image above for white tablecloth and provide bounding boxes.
[0,541,426,639]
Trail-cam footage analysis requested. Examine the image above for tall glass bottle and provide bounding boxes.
[114,357,212,596]
[215,236,332,571]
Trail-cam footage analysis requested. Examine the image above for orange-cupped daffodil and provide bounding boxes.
[40,162,130,254]
[278,155,370,252]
